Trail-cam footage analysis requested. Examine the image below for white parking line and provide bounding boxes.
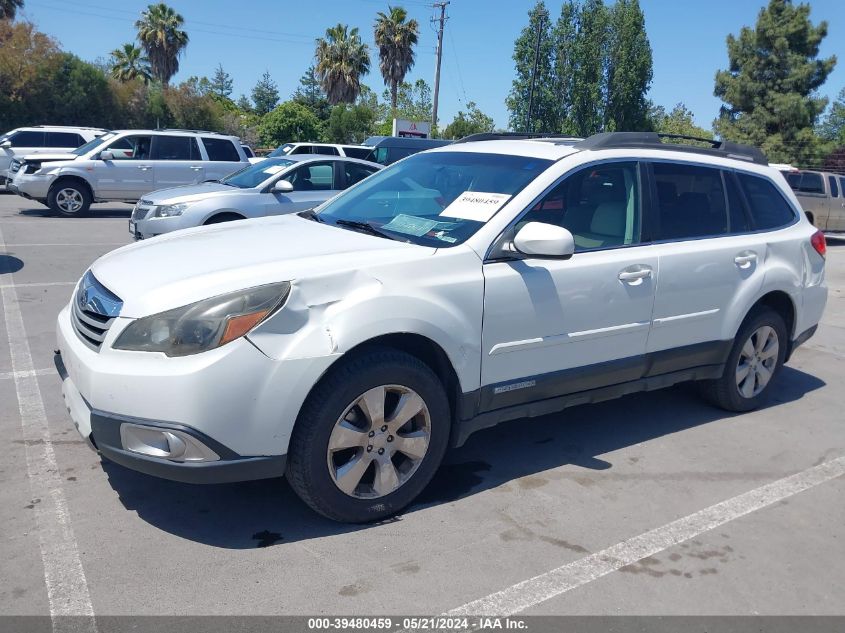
[447,455,845,617]
[0,281,76,289]
[0,226,96,630]
[5,243,127,246]
[0,368,53,380]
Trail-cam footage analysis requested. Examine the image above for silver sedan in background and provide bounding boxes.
[129,155,382,239]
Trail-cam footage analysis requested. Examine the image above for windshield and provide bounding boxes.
[221,158,295,189]
[268,143,295,158]
[315,151,552,246]
[72,134,113,156]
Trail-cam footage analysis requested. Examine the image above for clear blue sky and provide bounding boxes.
[17,0,845,130]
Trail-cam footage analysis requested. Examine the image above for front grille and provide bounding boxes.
[132,200,155,221]
[71,272,122,352]
[10,159,22,173]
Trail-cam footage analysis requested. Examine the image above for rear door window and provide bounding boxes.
[829,175,839,198]
[46,132,84,148]
[9,131,45,147]
[344,162,379,188]
[736,173,796,230]
[315,146,339,155]
[151,135,198,160]
[652,162,728,240]
[201,137,240,161]
[286,162,335,191]
[725,172,751,233]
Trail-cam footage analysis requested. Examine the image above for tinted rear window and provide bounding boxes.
[9,131,45,147]
[796,172,824,194]
[46,132,84,147]
[653,162,728,240]
[736,173,796,230]
[343,147,373,160]
[151,135,200,160]
[202,137,240,161]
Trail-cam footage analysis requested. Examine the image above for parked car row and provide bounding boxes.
[54,131,827,523]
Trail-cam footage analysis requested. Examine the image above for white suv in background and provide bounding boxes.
[255,142,373,163]
[9,129,249,216]
[56,132,827,522]
[0,125,106,189]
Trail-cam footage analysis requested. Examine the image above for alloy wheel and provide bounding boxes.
[326,384,431,499]
[56,188,84,213]
[735,325,779,398]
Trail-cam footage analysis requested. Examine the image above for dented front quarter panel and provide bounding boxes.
[248,244,485,393]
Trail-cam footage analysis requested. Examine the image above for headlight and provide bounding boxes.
[113,282,290,356]
[154,203,188,218]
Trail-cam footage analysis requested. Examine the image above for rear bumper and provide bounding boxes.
[56,352,286,484]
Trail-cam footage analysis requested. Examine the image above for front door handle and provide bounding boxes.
[136,165,152,171]
[734,251,758,268]
[189,166,203,171]
[618,265,652,284]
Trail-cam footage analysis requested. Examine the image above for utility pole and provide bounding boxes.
[526,14,545,133]
[431,1,449,136]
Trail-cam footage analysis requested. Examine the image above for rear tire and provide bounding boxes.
[699,307,787,412]
[48,180,91,217]
[286,347,450,523]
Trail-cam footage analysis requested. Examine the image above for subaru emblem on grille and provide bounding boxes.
[76,271,123,317]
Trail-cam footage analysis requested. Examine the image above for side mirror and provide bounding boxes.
[99,150,114,161]
[0,140,11,149]
[272,179,294,193]
[513,222,575,259]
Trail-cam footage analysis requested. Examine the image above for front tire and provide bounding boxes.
[699,308,787,412]
[48,181,91,217]
[286,347,450,523]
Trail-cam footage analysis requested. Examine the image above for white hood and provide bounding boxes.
[21,152,79,163]
[90,215,433,317]
[142,182,241,204]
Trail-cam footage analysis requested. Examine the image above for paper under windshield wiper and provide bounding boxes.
[333,219,396,240]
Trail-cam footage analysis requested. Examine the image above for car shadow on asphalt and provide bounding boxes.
[18,207,132,219]
[100,365,824,549]
[0,254,24,274]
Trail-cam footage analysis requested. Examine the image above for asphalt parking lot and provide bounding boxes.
[1,194,844,620]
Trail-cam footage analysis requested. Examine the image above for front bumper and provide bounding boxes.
[56,352,286,483]
[11,172,53,200]
[133,214,188,240]
[56,302,338,483]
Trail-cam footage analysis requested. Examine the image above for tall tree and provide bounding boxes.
[315,24,371,105]
[818,88,845,146]
[135,2,189,86]
[649,102,713,139]
[258,101,322,146]
[293,64,325,105]
[505,1,556,133]
[552,0,578,134]
[210,63,233,99]
[0,0,24,20]
[714,0,836,164]
[570,0,608,137]
[384,78,432,122]
[374,5,419,112]
[604,0,652,131]
[109,43,151,83]
[443,101,495,139]
[251,70,279,115]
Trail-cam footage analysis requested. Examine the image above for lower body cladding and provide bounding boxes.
[55,304,338,484]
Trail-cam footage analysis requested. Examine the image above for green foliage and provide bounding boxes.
[374,6,419,111]
[324,103,377,143]
[236,94,252,112]
[164,81,224,131]
[505,1,556,132]
[570,0,609,136]
[605,0,652,131]
[135,3,188,86]
[315,23,371,105]
[713,0,836,164]
[109,43,151,83]
[818,88,845,145]
[258,101,322,146]
[0,0,24,21]
[251,70,279,116]
[210,63,233,99]
[552,0,577,134]
[648,102,713,139]
[292,64,332,122]
[442,102,495,139]
[384,78,432,122]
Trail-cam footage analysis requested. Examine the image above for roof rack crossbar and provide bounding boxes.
[575,132,768,165]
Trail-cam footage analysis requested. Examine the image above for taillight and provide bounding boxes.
[810,230,826,259]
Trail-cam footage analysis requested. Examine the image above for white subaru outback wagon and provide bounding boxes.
[56,132,827,522]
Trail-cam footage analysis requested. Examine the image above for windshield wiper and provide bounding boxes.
[333,219,396,240]
[298,209,324,222]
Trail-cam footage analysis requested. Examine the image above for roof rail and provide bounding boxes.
[156,128,224,135]
[576,132,768,165]
[453,132,583,144]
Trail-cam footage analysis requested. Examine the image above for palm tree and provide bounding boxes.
[110,43,152,83]
[135,3,188,86]
[374,6,419,112]
[315,24,370,105]
[0,0,24,20]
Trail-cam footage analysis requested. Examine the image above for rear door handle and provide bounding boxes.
[734,252,758,268]
[618,265,652,283]
[137,165,152,171]
[189,166,203,171]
